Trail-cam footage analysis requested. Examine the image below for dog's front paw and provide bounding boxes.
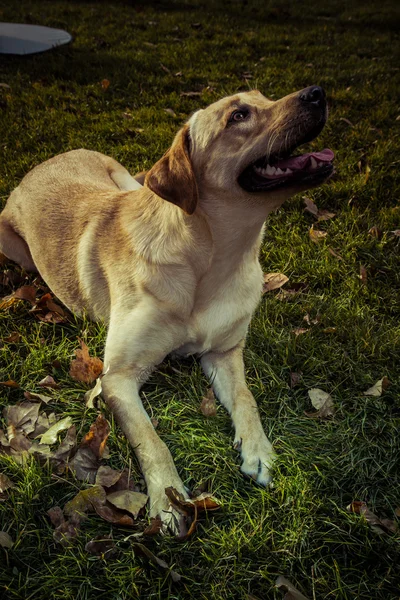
[234,429,276,486]
[147,479,190,536]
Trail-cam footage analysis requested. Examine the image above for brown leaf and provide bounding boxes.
[304,197,335,222]
[47,506,80,547]
[80,414,110,459]
[13,285,37,304]
[69,339,103,384]
[69,447,100,483]
[4,332,21,343]
[106,490,148,518]
[276,575,310,600]
[143,516,163,536]
[101,78,110,90]
[38,376,60,389]
[93,502,135,526]
[0,473,15,494]
[95,465,124,488]
[64,485,106,521]
[359,265,368,284]
[180,91,202,97]
[290,372,302,389]
[391,229,400,236]
[364,376,390,397]
[368,226,382,238]
[292,328,308,336]
[323,327,337,334]
[70,415,110,482]
[132,542,181,582]
[200,388,217,417]
[309,225,327,243]
[263,273,289,293]
[85,535,117,558]
[305,388,335,419]
[0,532,14,549]
[347,501,398,535]
[48,425,77,473]
[4,402,40,436]
[0,380,19,388]
[24,391,53,404]
[328,247,343,261]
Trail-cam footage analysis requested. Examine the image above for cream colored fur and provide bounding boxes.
[0,89,329,533]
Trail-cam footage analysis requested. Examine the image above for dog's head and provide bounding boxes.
[145,87,334,215]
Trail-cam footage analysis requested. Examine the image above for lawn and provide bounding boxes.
[0,0,399,598]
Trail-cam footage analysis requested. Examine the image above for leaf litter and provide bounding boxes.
[305,388,335,419]
[347,501,398,535]
[69,339,103,384]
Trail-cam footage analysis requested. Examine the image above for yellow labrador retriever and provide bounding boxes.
[0,86,334,532]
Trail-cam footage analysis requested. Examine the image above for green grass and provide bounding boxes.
[1,0,400,598]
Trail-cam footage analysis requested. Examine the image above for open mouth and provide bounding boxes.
[238,147,335,192]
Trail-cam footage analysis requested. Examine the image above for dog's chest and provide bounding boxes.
[177,258,264,355]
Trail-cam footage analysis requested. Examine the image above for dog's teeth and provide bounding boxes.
[276,167,284,175]
[318,162,323,167]
[286,168,293,174]
[266,164,275,176]
[310,157,318,170]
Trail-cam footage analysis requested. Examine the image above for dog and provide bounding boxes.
[0,86,334,533]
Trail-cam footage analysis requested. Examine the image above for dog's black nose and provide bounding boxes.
[299,86,326,108]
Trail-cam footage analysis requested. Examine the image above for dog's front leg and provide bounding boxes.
[101,304,188,533]
[201,343,275,486]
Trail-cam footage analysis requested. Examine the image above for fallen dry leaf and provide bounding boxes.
[292,328,308,336]
[305,388,335,419]
[323,327,337,334]
[106,490,148,518]
[50,425,77,472]
[180,91,202,97]
[101,78,110,90]
[84,377,102,408]
[39,416,73,445]
[0,473,15,494]
[276,575,310,600]
[30,292,67,324]
[328,247,343,261]
[163,108,176,117]
[132,542,181,582]
[368,226,382,238]
[200,388,217,417]
[70,414,110,483]
[143,516,163,536]
[64,485,106,521]
[359,265,368,284]
[85,535,117,558]
[24,391,53,404]
[4,402,41,436]
[391,229,400,236]
[363,376,390,397]
[263,273,289,293]
[4,332,21,343]
[304,197,335,222]
[0,380,19,388]
[309,225,328,243]
[347,501,398,535]
[290,372,302,389]
[47,506,80,547]
[69,339,103,384]
[95,465,123,488]
[13,285,37,304]
[38,376,60,389]
[0,532,13,549]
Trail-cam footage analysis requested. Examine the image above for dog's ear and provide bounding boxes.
[145,124,198,215]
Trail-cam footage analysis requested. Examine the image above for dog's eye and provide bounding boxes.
[228,109,249,124]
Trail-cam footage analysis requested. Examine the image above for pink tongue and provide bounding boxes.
[276,148,334,170]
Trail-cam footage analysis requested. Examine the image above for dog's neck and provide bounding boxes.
[197,191,283,271]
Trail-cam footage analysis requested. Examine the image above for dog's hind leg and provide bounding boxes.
[0,216,37,271]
